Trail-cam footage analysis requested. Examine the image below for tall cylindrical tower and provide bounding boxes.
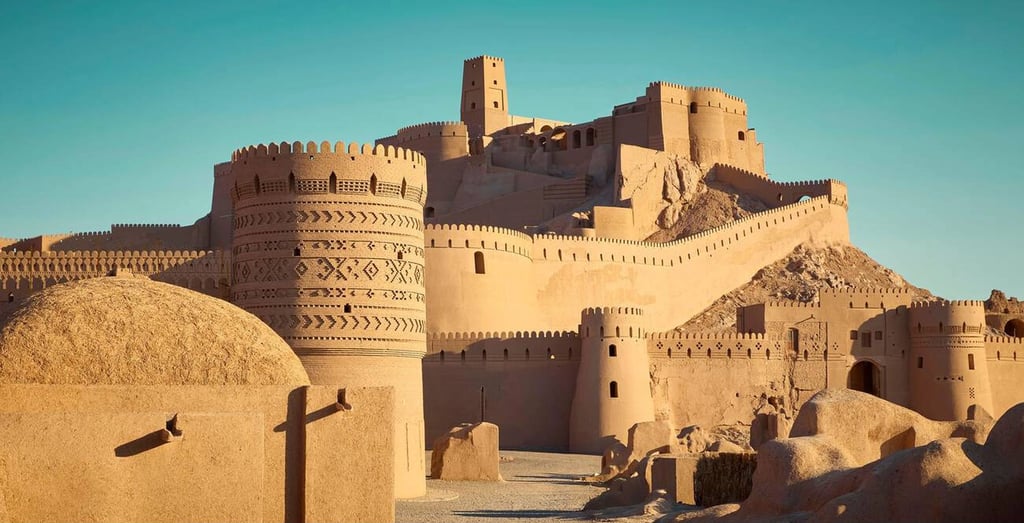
[907,300,993,421]
[230,140,428,498]
[570,307,654,454]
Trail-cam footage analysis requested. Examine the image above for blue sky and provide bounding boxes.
[1,1,1020,299]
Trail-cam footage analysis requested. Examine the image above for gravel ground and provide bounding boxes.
[396,450,608,523]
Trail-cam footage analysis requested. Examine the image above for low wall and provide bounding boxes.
[0,384,394,523]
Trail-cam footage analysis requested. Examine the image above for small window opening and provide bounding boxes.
[689,102,698,113]
[850,330,858,340]
[440,351,445,361]
[460,350,466,361]
[493,101,499,108]
[425,207,435,218]
[861,332,872,348]
[547,348,553,360]
[917,356,923,369]
[329,173,337,193]
[586,128,595,146]
[503,349,509,360]
[803,349,809,361]
[471,102,476,109]
[294,247,301,256]
[609,344,617,357]
[968,353,975,370]
[738,130,746,141]
[343,304,352,313]
[369,174,377,195]
[7,293,13,303]
[482,349,487,360]
[474,251,485,274]
[609,381,619,398]
[525,348,530,360]
[253,175,261,194]
[874,331,883,340]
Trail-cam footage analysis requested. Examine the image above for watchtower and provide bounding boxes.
[229,140,428,498]
[570,306,654,454]
[907,300,993,421]
[461,55,509,138]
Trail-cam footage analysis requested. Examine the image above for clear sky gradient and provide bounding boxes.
[1,1,1020,299]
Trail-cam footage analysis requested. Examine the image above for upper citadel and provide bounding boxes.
[0,55,1022,521]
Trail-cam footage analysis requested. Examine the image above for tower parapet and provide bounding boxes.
[229,139,427,498]
[570,306,654,454]
[907,300,993,421]
[461,55,509,138]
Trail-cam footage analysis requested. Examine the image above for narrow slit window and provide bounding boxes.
[609,381,619,398]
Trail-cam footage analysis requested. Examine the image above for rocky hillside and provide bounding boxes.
[677,243,936,332]
[645,180,769,243]
[986,290,1024,314]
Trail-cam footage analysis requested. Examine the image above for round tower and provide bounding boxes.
[687,88,728,167]
[569,307,654,454]
[908,300,993,421]
[229,140,428,498]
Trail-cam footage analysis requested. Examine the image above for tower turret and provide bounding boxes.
[907,300,993,421]
[229,140,428,498]
[570,306,654,454]
[461,55,509,138]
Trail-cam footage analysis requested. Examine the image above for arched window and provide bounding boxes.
[294,247,301,256]
[400,178,407,198]
[572,130,581,148]
[440,351,445,361]
[968,353,975,370]
[482,349,487,360]
[687,348,692,358]
[503,349,509,360]
[787,328,800,353]
[689,102,698,114]
[7,293,13,303]
[615,326,620,337]
[329,173,337,194]
[369,174,377,195]
[474,251,485,274]
[803,349,809,361]
[738,131,746,141]
[609,344,617,357]
[253,175,261,194]
[525,348,530,360]
[288,172,296,192]
[547,348,553,360]
[460,350,466,361]
[493,101,499,108]
[586,128,595,146]
[609,381,619,398]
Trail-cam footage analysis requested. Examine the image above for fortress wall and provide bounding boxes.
[378,122,470,206]
[425,196,848,334]
[0,250,230,312]
[210,161,235,250]
[422,331,580,450]
[648,331,840,428]
[424,224,539,333]
[985,335,1024,417]
[712,163,848,208]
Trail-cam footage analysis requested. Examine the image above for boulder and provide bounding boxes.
[430,422,501,481]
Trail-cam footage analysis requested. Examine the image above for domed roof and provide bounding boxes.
[0,276,310,386]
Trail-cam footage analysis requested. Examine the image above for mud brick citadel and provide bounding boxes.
[2,55,1023,515]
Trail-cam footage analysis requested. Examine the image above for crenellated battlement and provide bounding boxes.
[648,331,770,341]
[465,55,504,63]
[231,140,425,166]
[428,330,578,341]
[910,300,987,309]
[986,335,1024,346]
[764,300,820,308]
[0,249,217,261]
[712,163,847,208]
[111,223,182,229]
[581,306,644,318]
[648,81,746,103]
[396,121,467,137]
[820,287,911,296]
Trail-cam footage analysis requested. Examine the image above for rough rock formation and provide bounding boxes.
[986,289,1024,314]
[679,243,936,332]
[0,276,310,386]
[430,422,502,481]
[661,390,1020,523]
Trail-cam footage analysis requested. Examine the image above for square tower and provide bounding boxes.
[461,55,509,138]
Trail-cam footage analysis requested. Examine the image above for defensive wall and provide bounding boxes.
[712,163,848,209]
[424,194,849,334]
[986,335,1024,416]
[0,250,229,314]
[1,222,210,253]
[376,121,470,209]
[422,330,578,450]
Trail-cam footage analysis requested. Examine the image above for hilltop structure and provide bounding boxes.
[2,55,1023,492]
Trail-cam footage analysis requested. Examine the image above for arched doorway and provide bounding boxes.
[849,361,881,397]
[1005,318,1024,337]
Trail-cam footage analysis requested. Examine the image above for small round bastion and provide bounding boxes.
[0,275,310,386]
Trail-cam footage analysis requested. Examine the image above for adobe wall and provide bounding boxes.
[984,335,1024,417]
[209,161,235,250]
[230,140,428,498]
[0,384,395,523]
[0,250,230,315]
[422,331,579,450]
[5,222,212,253]
[425,195,849,334]
[712,163,848,209]
[377,121,469,209]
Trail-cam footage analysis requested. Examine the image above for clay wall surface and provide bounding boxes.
[425,196,849,334]
[647,331,843,427]
[986,336,1024,417]
[908,301,992,421]
[209,161,235,250]
[0,250,230,315]
[0,384,394,523]
[230,140,427,498]
[377,121,469,208]
[461,55,508,137]
[712,163,848,208]
[6,222,212,253]
[422,331,579,450]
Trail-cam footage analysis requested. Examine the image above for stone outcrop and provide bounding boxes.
[430,422,501,481]
[662,391,1020,523]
